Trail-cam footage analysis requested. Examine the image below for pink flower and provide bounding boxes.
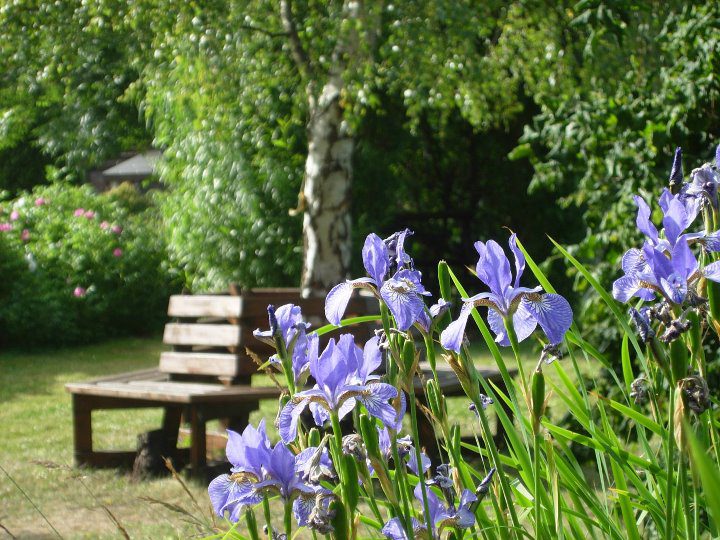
[111,225,122,235]
[84,210,95,219]
[100,221,109,230]
[73,286,87,298]
[0,223,12,232]
[113,248,123,257]
[10,210,19,221]
[35,197,46,206]
[74,208,85,217]
[20,229,30,242]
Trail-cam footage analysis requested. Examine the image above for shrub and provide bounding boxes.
[0,183,179,347]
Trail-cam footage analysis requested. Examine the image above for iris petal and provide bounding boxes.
[382,517,413,540]
[522,293,573,344]
[356,383,399,426]
[634,195,659,242]
[324,278,375,325]
[380,274,425,331]
[613,276,652,303]
[362,233,390,285]
[293,493,317,527]
[440,302,473,352]
[703,261,720,282]
[278,397,311,444]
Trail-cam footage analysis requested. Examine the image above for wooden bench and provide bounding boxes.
[65,289,377,479]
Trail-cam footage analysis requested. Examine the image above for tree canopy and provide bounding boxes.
[1,0,717,333]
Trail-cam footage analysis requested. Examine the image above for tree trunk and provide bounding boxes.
[300,76,353,297]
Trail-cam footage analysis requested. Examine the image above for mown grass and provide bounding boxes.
[0,335,595,538]
[0,338,213,539]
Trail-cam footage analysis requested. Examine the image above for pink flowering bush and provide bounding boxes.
[0,183,179,346]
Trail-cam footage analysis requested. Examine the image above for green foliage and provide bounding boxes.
[520,1,720,346]
[0,0,151,183]
[0,184,178,346]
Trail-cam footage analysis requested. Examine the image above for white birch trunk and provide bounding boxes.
[300,76,353,297]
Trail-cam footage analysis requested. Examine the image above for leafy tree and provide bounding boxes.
[0,0,150,187]
[137,0,542,294]
[519,0,720,346]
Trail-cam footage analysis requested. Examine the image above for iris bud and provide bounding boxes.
[531,368,545,435]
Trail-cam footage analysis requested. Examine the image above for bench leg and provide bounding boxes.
[162,407,182,448]
[72,394,93,466]
[189,407,207,479]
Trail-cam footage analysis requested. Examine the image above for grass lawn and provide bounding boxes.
[0,334,597,539]
[0,338,218,539]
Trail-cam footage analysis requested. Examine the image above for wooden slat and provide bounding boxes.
[163,323,241,347]
[66,382,194,403]
[66,380,281,404]
[159,352,242,377]
[121,381,223,394]
[168,295,243,318]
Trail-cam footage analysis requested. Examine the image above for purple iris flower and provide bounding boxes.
[253,304,316,382]
[208,420,326,525]
[278,335,398,443]
[675,144,720,211]
[614,187,720,305]
[381,483,477,539]
[613,238,720,305]
[207,420,271,521]
[686,163,720,209]
[440,234,572,352]
[325,230,431,331]
[635,190,720,253]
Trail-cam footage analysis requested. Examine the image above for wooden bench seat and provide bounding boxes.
[67,372,282,403]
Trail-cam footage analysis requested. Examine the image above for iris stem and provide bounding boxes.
[284,500,292,537]
[358,460,385,525]
[472,392,521,533]
[664,383,675,540]
[262,496,273,536]
[407,377,435,537]
[533,432,542,539]
[391,433,415,538]
[503,319,528,402]
[330,411,350,536]
[245,508,260,540]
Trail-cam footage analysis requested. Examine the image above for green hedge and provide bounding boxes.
[0,183,179,347]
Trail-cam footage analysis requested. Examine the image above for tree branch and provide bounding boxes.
[279,0,313,80]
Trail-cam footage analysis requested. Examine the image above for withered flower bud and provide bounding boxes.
[659,318,692,343]
[540,343,563,364]
[629,307,655,343]
[630,376,650,405]
[308,495,335,534]
[342,434,367,461]
[680,375,711,415]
